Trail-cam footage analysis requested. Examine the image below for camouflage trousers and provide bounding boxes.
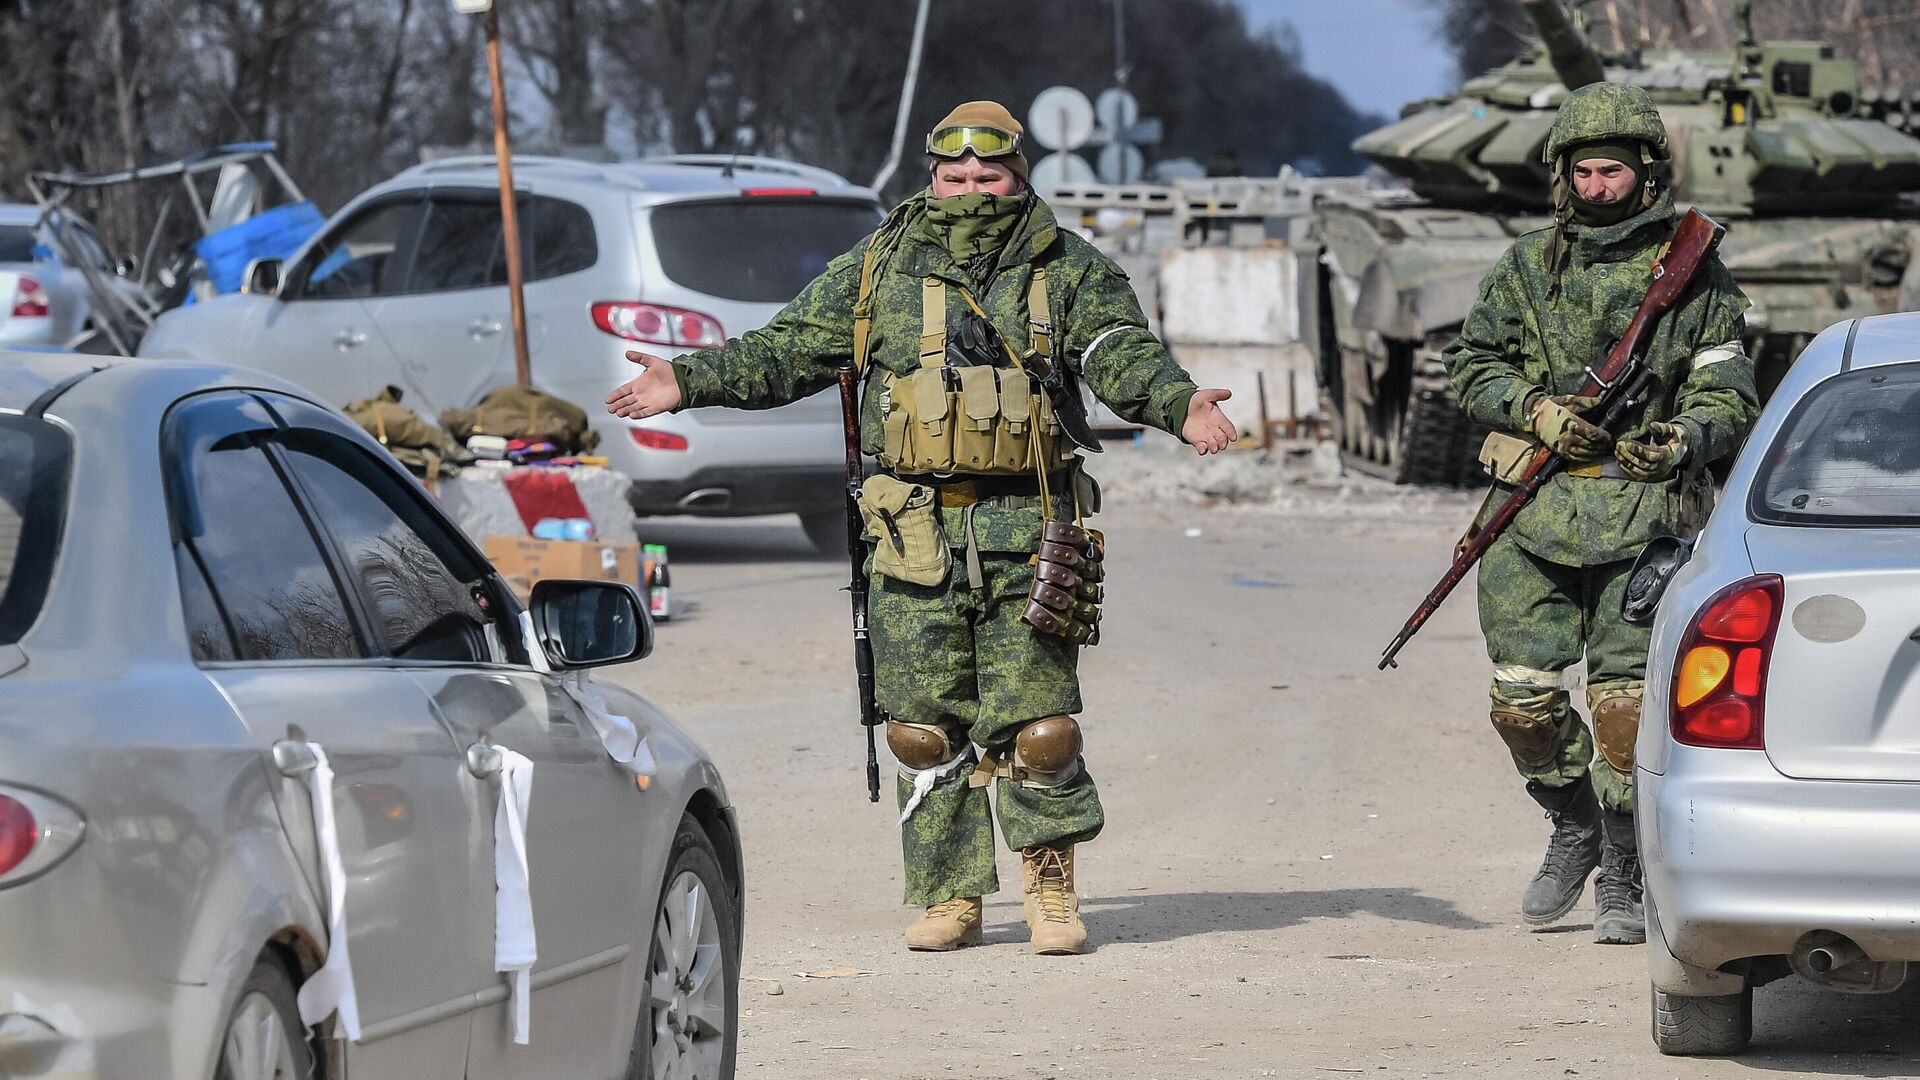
[1476,535,1650,813]
[869,549,1104,907]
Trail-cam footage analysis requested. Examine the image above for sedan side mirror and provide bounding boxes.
[528,579,653,670]
[242,257,283,297]
[1620,535,1693,626]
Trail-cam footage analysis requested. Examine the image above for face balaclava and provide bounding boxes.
[924,188,1029,276]
[1565,141,1648,227]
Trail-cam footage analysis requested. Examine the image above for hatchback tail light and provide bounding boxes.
[11,275,49,318]
[630,428,689,452]
[1671,575,1783,749]
[0,786,85,887]
[591,302,724,349]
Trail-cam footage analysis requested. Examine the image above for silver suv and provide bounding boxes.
[137,155,883,548]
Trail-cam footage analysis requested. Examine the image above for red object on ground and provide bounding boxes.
[500,469,592,534]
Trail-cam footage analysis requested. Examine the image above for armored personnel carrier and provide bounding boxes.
[1310,0,1920,484]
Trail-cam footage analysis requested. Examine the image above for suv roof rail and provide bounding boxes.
[639,154,856,189]
[397,155,615,182]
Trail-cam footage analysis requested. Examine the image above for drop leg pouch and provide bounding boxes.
[858,475,952,587]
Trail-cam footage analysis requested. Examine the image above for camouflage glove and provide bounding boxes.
[1615,420,1690,482]
[1528,393,1612,464]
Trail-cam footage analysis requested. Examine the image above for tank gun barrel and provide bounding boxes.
[1522,0,1605,90]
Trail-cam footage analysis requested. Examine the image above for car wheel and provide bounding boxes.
[1651,982,1752,1056]
[630,816,739,1080]
[214,959,316,1080]
[799,509,848,555]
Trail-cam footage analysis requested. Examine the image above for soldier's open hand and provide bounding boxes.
[1530,392,1612,464]
[1183,388,1236,455]
[605,351,683,420]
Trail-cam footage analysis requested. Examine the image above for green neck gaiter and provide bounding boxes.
[924,191,1027,272]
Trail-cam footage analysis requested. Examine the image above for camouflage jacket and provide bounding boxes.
[1444,194,1759,566]
[671,190,1200,552]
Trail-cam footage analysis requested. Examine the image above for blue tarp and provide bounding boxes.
[195,200,326,295]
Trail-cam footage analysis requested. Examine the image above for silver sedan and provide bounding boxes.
[0,352,740,1078]
[1638,311,1920,1056]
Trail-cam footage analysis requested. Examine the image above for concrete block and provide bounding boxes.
[437,464,637,543]
[1158,247,1301,346]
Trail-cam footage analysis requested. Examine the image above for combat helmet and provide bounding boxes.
[1544,82,1670,164]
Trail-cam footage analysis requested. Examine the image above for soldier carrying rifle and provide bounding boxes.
[605,100,1236,954]
[1442,83,1758,943]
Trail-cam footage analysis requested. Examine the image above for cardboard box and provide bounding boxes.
[484,536,639,599]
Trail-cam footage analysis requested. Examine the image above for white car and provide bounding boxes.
[0,204,140,348]
[1638,311,1920,1055]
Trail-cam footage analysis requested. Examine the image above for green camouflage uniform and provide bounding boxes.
[1444,189,1758,811]
[671,190,1199,904]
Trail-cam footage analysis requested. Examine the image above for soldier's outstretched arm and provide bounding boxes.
[1665,263,1760,466]
[1444,249,1545,433]
[1062,259,1235,452]
[623,238,868,416]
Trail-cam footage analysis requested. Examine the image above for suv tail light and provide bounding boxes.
[591,302,724,349]
[0,786,84,886]
[11,275,49,318]
[1671,575,1783,750]
[630,428,689,452]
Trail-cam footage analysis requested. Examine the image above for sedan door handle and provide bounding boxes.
[467,319,503,339]
[334,328,366,350]
[466,742,505,780]
[271,739,319,777]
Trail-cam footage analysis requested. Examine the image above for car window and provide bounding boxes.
[528,195,597,280]
[0,225,37,263]
[301,198,423,300]
[648,198,881,303]
[165,393,362,661]
[409,195,506,292]
[0,414,71,646]
[274,427,490,662]
[1753,362,1920,525]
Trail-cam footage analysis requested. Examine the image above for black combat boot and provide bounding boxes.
[1593,809,1646,944]
[1520,780,1602,925]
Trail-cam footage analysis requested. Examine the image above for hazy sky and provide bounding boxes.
[1232,0,1457,120]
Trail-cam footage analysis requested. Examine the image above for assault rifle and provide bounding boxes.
[1378,208,1725,671]
[839,364,883,801]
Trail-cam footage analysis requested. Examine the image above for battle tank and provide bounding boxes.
[1309,0,1920,485]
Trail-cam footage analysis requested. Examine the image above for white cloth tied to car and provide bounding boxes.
[293,744,363,1041]
[493,747,536,1045]
[518,610,657,781]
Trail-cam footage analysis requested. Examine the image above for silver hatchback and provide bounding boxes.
[0,352,741,1079]
[136,155,883,549]
[1639,312,1920,1055]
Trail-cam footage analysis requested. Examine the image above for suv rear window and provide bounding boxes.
[0,414,72,644]
[649,198,880,303]
[0,225,38,264]
[1753,362,1920,525]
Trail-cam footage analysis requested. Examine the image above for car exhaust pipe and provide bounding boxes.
[1790,932,1908,994]
[676,488,732,511]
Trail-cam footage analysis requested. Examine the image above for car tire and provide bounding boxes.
[629,816,740,1080]
[213,958,317,1080]
[799,509,848,555]
[1651,982,1752,1056]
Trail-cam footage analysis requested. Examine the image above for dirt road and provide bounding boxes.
[608,444,1920,1080]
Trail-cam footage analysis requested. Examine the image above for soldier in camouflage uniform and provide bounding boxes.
[1443,83,1758,944]
[606,100,1237,954]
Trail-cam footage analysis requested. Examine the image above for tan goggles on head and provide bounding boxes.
[926,125,1023,160]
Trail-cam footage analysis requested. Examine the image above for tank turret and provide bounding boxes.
[1520,0,1603,90]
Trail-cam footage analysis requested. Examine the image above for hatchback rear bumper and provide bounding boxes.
[1640,749,1920,978]
[627,463,842,518]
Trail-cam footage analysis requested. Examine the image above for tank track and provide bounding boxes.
[1340,341,1489,487]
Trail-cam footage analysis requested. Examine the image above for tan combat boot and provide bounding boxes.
[1021,845,1088,955]
[904,896,983,951]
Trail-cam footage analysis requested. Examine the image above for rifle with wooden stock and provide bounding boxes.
[1378,208,1726,671]
[839,364,883,801]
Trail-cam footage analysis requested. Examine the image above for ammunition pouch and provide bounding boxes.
[886,720,961,771]
[1478,431,1537,485]
[1491,707,1561,769]
[878,363,1072,475]
[858,474,951,587]
[1023,520,1105,646]
[1589,684,1644,779]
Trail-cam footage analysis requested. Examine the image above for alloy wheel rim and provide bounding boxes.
[649,869,726,1079]
[221,991,299,1080]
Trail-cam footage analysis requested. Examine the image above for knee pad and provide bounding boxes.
[887,721,961,771]
[1490,707,1561,768]
[1490,667,1568,769]
[1012,715,1083,788]
[1588,683,1644,778]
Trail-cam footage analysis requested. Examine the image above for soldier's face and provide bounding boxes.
[931,155,1023,198]
[1571,158,1637,204]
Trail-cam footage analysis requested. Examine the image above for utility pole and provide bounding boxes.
[456,0,533,387]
